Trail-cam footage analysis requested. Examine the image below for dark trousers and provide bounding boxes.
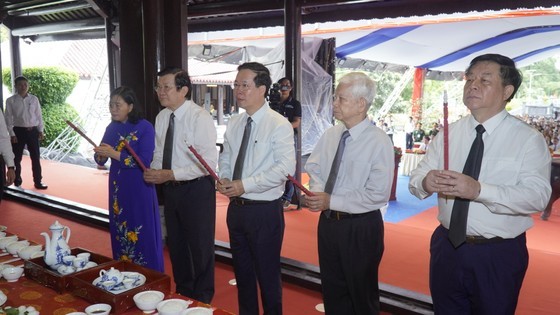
[227,199,284,315]
[430,225,528,315]
[405,132,414,150]
[318,210,384,315]
[12,126,42,184]
[163,176,216,304]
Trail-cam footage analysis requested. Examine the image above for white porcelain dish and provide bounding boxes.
[92,272,146,294]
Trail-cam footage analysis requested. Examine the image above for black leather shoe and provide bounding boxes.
[14,178,22,187]
[34,182,48,189]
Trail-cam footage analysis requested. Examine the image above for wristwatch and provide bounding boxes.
[7,166,14,170]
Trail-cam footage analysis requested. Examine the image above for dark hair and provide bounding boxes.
[157,67,192,99]
[466,54,522,102]
[238,62,272,96]
[277,77,293,86]
[14,76,28,84]
[110,86,144,124]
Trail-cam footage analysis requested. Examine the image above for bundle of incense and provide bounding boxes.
[188,145,219,181]
[121,139,147,172]
[65,120,97,147]
[287,175,315,196]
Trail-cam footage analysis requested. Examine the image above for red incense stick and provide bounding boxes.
[188,145,219,181]
[443,91,449,170]
[66,120,97,147]
[121,139,147,172]
[287,175,315,196]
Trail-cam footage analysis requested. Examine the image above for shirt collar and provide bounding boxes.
[468,109,508,136]
[171,99,189,119]
[246,101,269,124]
[345,117,370,140]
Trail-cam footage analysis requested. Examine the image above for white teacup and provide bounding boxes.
[63,255,76,267]
[85,303,111,315]
[77,252,91,263]
[73,257,86,269]
[122,278,135,289]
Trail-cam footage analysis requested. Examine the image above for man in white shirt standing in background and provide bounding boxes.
[4,76,47,189]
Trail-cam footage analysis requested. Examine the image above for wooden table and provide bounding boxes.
[0,276,234,314]
[0,242,234,314]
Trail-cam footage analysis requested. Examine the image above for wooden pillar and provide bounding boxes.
[163,1,188,71]
[105,18,118,92]
[118,0,163,124]
[284,0,303,196]
[9,31,22,90]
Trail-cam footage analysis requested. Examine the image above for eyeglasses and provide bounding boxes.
[233,82,254,91]
[154,85,177,92]
[280,85,291,91]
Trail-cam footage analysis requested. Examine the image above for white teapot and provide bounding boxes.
[41,221,71,270]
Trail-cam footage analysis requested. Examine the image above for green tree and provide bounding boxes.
[2,67,80,149]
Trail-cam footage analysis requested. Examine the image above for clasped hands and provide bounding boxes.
[422,169,481,200]
[301,192,331,212]
[217,178,245,197]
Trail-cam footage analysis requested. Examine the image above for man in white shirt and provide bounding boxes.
[304,72,394,314]
[409,54,551,314]
[0,109,15,201]
[4,76,47,189]
[144,67,217,304]
[217,62,295,315]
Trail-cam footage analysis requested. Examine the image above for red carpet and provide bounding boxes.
[5,157,560,314]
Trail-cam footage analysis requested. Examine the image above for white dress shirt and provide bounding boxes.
[0,110,15,167]
[151,100,217,181]
[306,118,395,214]
[5,93,44,135]
[219,103,295,201]
[409,110,551,239]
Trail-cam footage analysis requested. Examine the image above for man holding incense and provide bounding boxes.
[409,54,551,314]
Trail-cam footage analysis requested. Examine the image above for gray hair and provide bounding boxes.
[338,72,376,110]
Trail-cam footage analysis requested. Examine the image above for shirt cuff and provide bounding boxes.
[475,182,495,203]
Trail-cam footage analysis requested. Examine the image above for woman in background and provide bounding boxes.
[94,86,164,272]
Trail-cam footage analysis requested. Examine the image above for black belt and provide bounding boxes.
[165,175,209,186]
[231,197,278,206]
[323,209,377,220]
[14,126,37,131]
[465,235,504,244]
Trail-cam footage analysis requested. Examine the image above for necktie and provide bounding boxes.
[162,113,175,170]
[448,124,485,247]
[232,117,252,180]
[323,130,350,216]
